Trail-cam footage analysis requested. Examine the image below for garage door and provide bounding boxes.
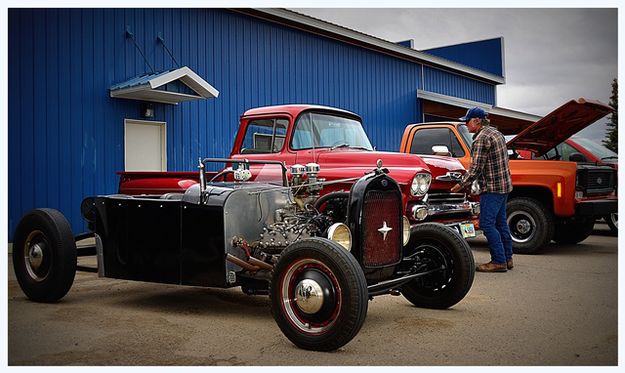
[124,119,167,171]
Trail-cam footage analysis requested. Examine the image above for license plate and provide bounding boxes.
[459,223,476,238]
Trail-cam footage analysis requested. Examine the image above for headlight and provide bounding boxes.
[402,216,411,246]
[411,173,431,196]
[327,223,352,251]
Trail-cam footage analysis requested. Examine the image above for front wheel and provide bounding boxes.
[506,197,554,254]
[401,223,475,309]
[604,213,618,233]
[12,208,77,302]
[271,238,368,351]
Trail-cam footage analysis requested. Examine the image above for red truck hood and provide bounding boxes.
[314,150,429,184]
[506,98,613,156]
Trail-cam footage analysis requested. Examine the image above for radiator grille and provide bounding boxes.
[586,171,614,191]
[361,190,402,267]
[427,192,465,204]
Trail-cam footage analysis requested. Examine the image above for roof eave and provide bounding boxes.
[236,8,505,85]
[417,89,542,122]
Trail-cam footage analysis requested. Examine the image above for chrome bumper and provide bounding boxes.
[410,201,479,221]
[427,201,480,217]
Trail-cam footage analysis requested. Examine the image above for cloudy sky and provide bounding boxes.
[294,8,618,143]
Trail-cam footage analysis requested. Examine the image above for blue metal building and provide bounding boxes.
[8,8,539,238]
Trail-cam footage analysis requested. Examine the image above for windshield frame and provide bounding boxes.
[456,123,474,150]
[290,111,374,151]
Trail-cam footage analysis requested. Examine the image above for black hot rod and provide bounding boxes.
[12,158,475,351]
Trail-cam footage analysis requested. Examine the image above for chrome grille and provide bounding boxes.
[427,192,465,204]
[361,190,401,268]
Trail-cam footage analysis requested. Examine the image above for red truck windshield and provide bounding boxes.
[291,112,374,151]
[571,136,618,163]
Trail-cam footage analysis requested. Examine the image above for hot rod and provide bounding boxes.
[13,158,474,351]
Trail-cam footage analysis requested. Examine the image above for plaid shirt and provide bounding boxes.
[461,125,513,194]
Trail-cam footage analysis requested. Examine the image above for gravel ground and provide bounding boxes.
[7,224,618,366]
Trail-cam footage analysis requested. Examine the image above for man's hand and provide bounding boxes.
[451,183,463,193]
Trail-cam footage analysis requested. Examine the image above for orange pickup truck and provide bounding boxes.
[400,99,616,254]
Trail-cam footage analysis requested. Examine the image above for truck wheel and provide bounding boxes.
[553,217,595,244]
[604,213,618,233]
[506,197,554,254]
[12,208,77,302]
[401,223,475,309]
[271,238,368,351]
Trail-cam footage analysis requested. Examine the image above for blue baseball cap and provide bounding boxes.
[459,107,488,122]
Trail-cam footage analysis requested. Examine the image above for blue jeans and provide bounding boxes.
[479,193,513,264]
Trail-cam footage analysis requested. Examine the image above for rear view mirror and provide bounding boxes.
[432,145,451,156]
[569,153,588,162]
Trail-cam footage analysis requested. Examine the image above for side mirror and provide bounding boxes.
[569,153,588,162]
[432,145,451,156]
[507,149,520,159]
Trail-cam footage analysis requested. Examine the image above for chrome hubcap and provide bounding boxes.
[23,230,50,282]
[28,243,44,271]
[516,219,531,234]
[295,279,324,314]
[508,211,536,243]
[280,258,341,334]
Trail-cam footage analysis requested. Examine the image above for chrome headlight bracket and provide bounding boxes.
[327,223,352,251]
[411,173,432,196]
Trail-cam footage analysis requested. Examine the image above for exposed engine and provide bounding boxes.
[228,162,351,292]
[256,163,341,253]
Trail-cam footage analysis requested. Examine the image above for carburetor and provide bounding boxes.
[290,162,324,210]
[290,163,323,194]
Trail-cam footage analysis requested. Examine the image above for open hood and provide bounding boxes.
[506,98,613,156]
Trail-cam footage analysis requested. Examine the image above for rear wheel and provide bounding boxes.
[553,217,595,244]
[507,197,554,254]
[271,238,368,351]
[401,223,475,309]
[12,208,77,302]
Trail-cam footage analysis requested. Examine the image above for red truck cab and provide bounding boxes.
[229,105,478,233]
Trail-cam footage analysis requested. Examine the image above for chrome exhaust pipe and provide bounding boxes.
[226,254,260,272]
[248,256,273,271]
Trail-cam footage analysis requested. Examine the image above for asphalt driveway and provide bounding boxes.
[7,224,618,365]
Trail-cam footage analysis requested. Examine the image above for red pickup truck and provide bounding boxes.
[399,99,616,253]
[119,105,479,235]
[517,135,618,233]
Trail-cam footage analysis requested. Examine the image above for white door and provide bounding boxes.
[124,119,167,171]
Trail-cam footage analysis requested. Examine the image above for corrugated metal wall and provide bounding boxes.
[9,8,496,239]
[421,66,496,105]
[423,37,505,78]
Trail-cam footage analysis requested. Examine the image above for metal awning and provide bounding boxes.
[109,66,219,105]
[417,89,542,135]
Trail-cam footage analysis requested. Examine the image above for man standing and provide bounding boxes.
[451,107,513,272]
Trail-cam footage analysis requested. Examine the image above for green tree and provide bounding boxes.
[603,78,618,152]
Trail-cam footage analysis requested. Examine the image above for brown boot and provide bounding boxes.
[507,259,514,270]
[476,261,507,272]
